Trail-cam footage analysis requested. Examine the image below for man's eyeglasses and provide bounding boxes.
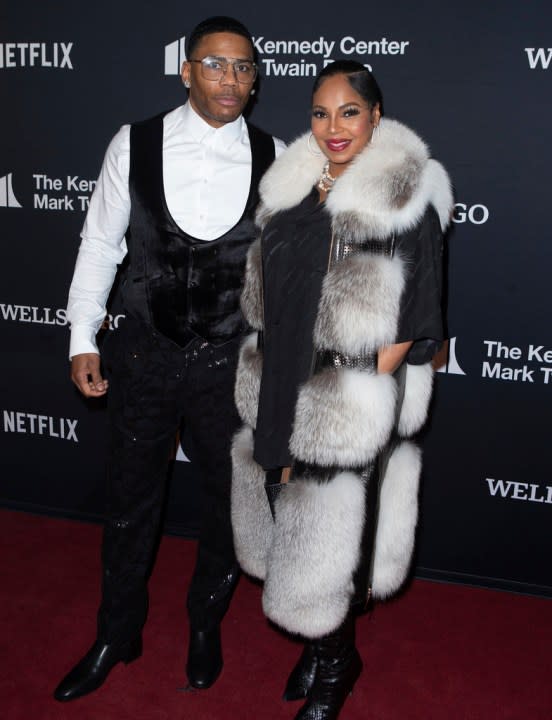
[189,56,258,84]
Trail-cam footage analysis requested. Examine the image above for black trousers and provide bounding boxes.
[98,316,241,643]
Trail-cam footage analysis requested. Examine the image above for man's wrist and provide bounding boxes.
[69,326,100,360]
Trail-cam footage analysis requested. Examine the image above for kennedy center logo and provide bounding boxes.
[436,337,466,376]
[0,173,22,208]
[164,33,411,77]
[165,37,186,75]
[176,444,190,462]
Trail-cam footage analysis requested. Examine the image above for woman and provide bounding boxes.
[231,60,453,719]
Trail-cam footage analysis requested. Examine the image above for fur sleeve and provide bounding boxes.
[240,238,263,331]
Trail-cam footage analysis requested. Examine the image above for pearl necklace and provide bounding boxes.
[317,161,336,193]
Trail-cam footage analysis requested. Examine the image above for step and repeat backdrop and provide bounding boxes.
[1,0,551,596]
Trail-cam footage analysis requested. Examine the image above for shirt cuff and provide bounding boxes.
[69,325,100,359]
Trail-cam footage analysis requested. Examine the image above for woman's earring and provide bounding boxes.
[371,124,380,143]
[250,88,256,96]
[184,80,191,88]
[308,133,322,155]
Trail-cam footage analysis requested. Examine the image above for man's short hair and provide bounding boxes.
[186,16,254,59]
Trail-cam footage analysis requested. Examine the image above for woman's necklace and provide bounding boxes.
[317,161,336,193]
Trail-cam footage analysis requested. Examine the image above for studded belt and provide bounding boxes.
[319,349,378,373]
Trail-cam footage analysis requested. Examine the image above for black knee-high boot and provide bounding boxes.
[293,614,362,720]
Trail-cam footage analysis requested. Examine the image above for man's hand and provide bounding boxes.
[71,353,109,397]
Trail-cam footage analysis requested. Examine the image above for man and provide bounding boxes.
[54,16,285,702]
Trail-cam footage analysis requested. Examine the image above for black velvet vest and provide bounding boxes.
[123,111,275,347]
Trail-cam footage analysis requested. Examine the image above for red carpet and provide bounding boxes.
[1,509,551,720]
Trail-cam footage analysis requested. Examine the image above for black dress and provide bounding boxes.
[253,187,443,470]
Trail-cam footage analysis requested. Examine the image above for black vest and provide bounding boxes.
[122,111,275,348]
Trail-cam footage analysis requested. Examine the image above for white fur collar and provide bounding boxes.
[259,118,453,237]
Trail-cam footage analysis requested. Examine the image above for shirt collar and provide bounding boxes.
[181,101,245,147]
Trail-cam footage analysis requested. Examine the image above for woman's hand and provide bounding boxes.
[377,341,413,374]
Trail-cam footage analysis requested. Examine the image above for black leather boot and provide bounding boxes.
[186,565,240,690]
[186,625,222,689]
[294,616,362,720]
[53,636,142,702]
[283,642,318,701]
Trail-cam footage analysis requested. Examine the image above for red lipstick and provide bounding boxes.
[325,139,351,152]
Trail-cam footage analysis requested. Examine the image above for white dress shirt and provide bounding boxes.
[67,102,285,358]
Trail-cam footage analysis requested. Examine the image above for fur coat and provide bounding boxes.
[231,118,453,638]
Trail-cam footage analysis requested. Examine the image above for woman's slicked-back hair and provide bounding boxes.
[312,60,384,114]
[186,16,254,59]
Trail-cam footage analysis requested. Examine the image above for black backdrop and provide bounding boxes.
[2,0,551,596]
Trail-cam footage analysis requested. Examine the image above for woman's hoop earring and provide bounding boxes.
[308,133,322,156]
